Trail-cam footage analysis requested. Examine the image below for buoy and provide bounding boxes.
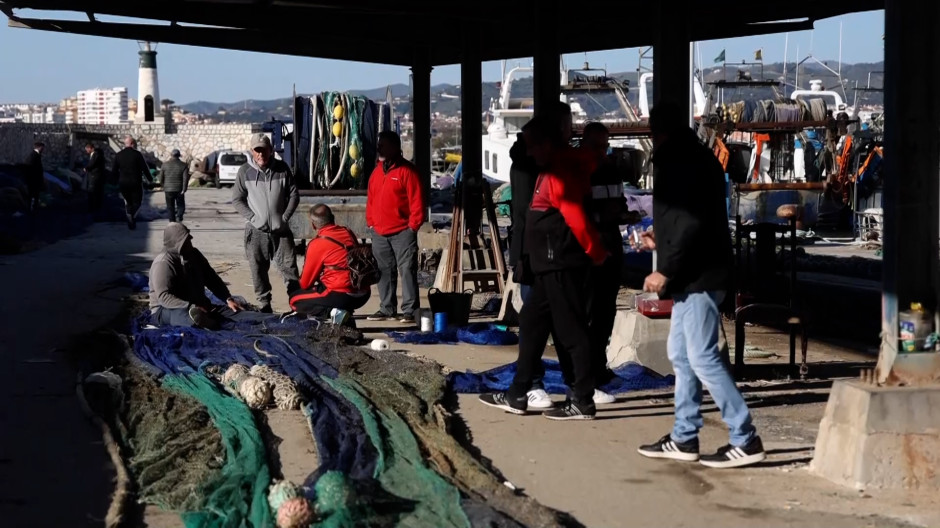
[222,364,249,394]
[350,163,360,178]
[332,121,343,137]
[238,376,272,409]
[268,480,299,512]
[349,143,360,160]
[333,105,344,120]
[276,496,315,528]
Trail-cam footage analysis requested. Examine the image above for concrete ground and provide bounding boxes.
[1,188,937,528]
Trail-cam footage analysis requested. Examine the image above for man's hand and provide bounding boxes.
[643,271,668,295]
[226,297,244,312]
[640,230,656,251]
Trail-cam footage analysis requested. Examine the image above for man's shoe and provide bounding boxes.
[259,304,273,314]
[699,436,766,469]
[526,389,554,409]
[637,434,700,462]
[478,392,527,415]
[367,311,395,321]
[593,388,617,404]
[399,313,416,324]
[188,305,219,330]
[543,400,595,421]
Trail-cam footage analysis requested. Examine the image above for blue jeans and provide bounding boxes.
[668,291,756,447]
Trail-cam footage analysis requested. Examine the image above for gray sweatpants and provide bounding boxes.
[244,225,300,306]
[372,228,419,317]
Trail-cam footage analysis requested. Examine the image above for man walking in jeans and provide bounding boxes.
[161,149,189,222]
[636,103,765,468]
[365,131,426,324]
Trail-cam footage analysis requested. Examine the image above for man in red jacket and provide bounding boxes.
[289,204,371,321]
[365,131,426,324]
[480,116,608,420]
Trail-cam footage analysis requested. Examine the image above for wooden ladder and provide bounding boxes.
[442,182,507,294]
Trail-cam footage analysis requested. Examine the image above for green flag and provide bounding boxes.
[714,49,726,63]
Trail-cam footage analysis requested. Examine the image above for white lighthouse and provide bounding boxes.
[135,41,162,123]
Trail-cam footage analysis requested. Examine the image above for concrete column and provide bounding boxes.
[411,48,433,216]
[876,0,940,385]
[461,27,484,231]
[533,0,560,116]
[652,3,690,113]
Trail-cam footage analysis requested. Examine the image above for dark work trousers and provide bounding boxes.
[588,246,623,387]
[165,191,186,222]
[508,269,595,404]
[119,181,143,219]
[289,287,371,317]
[372,228,419,317]
[244,224,300,308]
[26,176,43,212]
[152,305,255,327]
[87,174,105,214]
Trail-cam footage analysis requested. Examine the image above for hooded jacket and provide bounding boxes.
[652,129,733,296]
[232,157,299,233]
[149,223,232,310]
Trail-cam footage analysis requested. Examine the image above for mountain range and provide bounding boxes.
[179,60,884,123]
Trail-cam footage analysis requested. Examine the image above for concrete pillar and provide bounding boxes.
[533,0,561,116]
[411,48,433,218]
[461,27,484,231]
[876,0,940,385]
[652,3,691,114]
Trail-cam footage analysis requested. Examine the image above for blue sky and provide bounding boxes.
[0,9,883,104]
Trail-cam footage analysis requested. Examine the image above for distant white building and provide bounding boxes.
[78,87,130,125]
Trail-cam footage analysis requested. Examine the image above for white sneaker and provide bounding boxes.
[593,389,616,404]
[526,389,554,409]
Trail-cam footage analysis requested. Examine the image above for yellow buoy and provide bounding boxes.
[332,121,343,137]
[349,143,360,160]
[333,105,344,120]
[350,163,361,178]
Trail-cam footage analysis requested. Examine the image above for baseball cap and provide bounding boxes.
[250,133,272,150]
[171,148,181,157]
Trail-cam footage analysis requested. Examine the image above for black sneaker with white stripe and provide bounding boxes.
[542,400,595,421]
[699,436,766,468]
[637,434,700,461]
[479,391,527,415]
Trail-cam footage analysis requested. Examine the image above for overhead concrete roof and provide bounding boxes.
[2,0,882,66]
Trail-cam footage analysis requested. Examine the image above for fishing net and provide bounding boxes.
[125,310,565,527]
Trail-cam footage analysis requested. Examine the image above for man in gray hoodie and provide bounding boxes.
[149,223,250,328]
[232,133,300,313]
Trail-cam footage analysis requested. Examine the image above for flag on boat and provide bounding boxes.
[714,49,726,63]
[755,49,763,61]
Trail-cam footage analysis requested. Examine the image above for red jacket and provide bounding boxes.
[528,149,606,266]
[366,158,426,235]
[298,225,360,293]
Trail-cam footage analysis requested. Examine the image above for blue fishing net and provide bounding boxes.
[387,324,518,346]
[448,359,674,395]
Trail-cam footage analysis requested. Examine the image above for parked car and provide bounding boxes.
[216,150,248,187]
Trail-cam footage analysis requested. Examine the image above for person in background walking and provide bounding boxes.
[232,133,300,314]
[84,143,106,215]
[161,149,189,223]
[580,122,642,403]
[112,135,153,230]
[24,141,45,212]
[636,102,765,469]
[365,131,426,325]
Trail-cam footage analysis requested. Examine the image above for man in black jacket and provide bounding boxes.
[636,102,765,469]
[24,142,45,212]
[581,123,641,401]
[112,135,153,230]
[83,143,106,214]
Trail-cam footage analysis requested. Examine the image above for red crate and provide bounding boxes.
[636,297,674,318]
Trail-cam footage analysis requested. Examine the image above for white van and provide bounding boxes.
[216,150,248,187]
